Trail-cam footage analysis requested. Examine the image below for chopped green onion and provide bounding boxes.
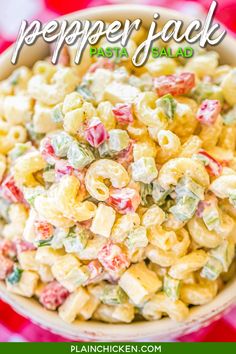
[38,237,53,247]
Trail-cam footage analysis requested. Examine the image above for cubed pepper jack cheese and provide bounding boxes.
[58,287,90,323]
[3,95,34,125]
[23,209,38,243]
[104,82,140,104]
[18,250,38,271]
[77,237,107,261]
[52,254,89,292]
[6,270,39,297]
[119,262,162,306]
[35,247,65,266]
[90,203,116,238]
[78,295,100,320]
[33,102,59,133]
[93,303,135,323]
[89,69,113,102]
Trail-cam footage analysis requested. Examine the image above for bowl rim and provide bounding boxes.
[0,3,236,341]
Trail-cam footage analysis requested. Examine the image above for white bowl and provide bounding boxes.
[0,4,236,342]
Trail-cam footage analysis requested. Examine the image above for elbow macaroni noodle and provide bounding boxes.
[0,38,235,325]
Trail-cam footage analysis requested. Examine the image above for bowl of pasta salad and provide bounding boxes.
[0,4,236,341]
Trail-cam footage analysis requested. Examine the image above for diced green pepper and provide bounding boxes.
[26,123,45,145]
[140,183,153,206]
[76,83,95,103]
[164,275,180,301]
[152,180,172,205]
[131,157,158,184]
[175,176,205,200]
[191,82,224,104]
[63,227,89,253]
[125,226,148,250]
[51,132,74,158]
[43,166,55,184]
[67,142,95,169]
[169,195,200,222]
[229,192,236,208]
[23,186,45,207]
[202,205,220,231]
[101,285,128,305]
[223,106,236,126]
[9,143,31,161]
[108,129,129,153]
[170,177,204,222]
[0,197,10,221]
[98,141,112,158]
[210,241,235,272]
[157,94,177,120]
[52,103,64,123]
[51,228,68,249]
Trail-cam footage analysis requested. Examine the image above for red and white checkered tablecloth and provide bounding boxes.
[0,0,236,342]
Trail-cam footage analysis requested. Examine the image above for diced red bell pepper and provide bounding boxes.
[154,72,195,97]
[55,160,74,181]
[85,260,104,285]
[40,137,57,165]
[39,281,70,311]
[85,118,109,148]
[0,239,16,259]
[0,175,24,203]
[116,142,134,168]
[34,220,54,241]
[88,58,115,73]
[196,195,218,218]
[112,103,134,124]
[196,99,221,125]
[197,150,223,177]
[15,240,36,255]
[107,187,141,214]
[98,242,129,274]
[0,254,14,280]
